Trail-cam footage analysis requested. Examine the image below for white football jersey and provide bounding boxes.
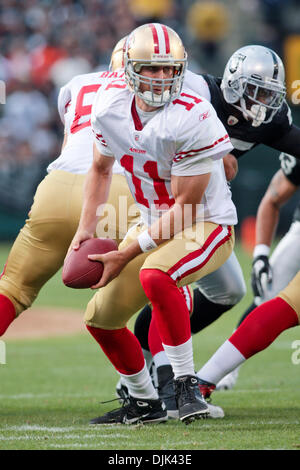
[184,69,211,101]
[47,70,124,175]
[91,77,237,226]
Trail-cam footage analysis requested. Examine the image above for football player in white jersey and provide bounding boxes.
[0,40,138,337]
[70,23,237,425]
[133,44,298,398]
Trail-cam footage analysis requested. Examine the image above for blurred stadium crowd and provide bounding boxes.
[0,0,299,226]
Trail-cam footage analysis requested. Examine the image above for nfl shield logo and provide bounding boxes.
[134,134,139,142]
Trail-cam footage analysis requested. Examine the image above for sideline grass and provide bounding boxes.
[0,242,300,450]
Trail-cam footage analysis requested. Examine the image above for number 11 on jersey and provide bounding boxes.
[120,155,175,209]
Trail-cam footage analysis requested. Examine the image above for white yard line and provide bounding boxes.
[1,425,132,434]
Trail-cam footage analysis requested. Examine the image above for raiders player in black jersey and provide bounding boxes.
[118,45,300,414]
[209,153,300,390]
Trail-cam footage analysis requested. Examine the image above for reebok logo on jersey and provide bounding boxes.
[199,110,210,121]
[129,147,146,154]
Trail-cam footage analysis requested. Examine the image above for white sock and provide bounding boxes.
[163,338,195,378]
[197,340,246,384]
[119,363,158,400]
[153,350,171,369]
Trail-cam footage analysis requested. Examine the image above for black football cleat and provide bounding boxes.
[156,365,178,419]
[90,395,168,425]
[174,375,209,424]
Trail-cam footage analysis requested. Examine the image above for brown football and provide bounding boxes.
[62,238,118,288]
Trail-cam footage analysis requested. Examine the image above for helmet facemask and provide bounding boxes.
[236,76,286,125]
[126,60,186,107]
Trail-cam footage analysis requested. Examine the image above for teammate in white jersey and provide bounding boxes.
[70,23,237,425]
[0,41,138,337]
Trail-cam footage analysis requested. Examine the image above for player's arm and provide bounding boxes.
[255,169,298,247]
[122,172,211,256]
[69,143,114,251]
[223,153,238,181]
[148,171,211,244]
[251,169,298,298]
[268,125,300,159]
[89,171,211,289]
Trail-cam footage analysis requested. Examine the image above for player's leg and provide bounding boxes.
[197,272,300,399]
[0,171,85,335]
[236,220,300,328]
[84,224,168,425]
[0,171,137,337]
[85,223,233,423]
[139,223,234,421]
[134,251,245,364]
[221,220,300,389]
[193,251,246,328]
[133,234,243,408]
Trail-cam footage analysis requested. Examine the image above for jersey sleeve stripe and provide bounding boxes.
[65,100,71,112]
[93,130,107,146]
[174,135,230,161]
[167,225,232,282]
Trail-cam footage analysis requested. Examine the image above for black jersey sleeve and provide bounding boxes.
[260,101,300,158]
[279,152,300,186]
[230,144,259,159]
[267,124,300,159]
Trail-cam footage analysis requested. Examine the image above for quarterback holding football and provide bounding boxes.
[70,22,237,425]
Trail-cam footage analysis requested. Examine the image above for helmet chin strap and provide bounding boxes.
[140,90,171,108]
[234,99,267,127]
[248,104,267,127]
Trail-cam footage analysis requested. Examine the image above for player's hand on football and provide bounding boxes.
[67,229,94,256]
[251,255,272,299]
[88,250,128,288]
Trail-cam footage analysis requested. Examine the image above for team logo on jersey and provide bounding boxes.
[129,147,146,154]
[227,115,239,126]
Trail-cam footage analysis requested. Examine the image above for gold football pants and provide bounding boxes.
[84,222,235,329]
[279,271,300,321]
[0,170,138,315]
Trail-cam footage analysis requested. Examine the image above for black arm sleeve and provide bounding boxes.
[267,125,300,159]
[279,152,300,186]
[230,144,259,159]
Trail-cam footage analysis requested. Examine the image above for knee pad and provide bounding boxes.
[139,269,171,302]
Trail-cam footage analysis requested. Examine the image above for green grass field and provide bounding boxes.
[0,241,299,451]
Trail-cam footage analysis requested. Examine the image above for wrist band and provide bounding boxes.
[253,244,270,258]
[137,230,157,252]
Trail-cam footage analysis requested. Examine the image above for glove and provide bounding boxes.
[251,255,272,298]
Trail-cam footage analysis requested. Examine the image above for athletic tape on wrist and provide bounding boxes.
[253,244,270,258]
[137,230,157,252]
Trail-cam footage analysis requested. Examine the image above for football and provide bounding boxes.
[62,237,118,289]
